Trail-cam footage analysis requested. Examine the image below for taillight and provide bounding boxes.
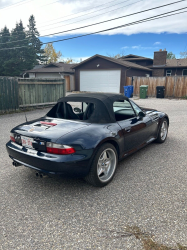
[10,133,15,142]
[46,142,75,155]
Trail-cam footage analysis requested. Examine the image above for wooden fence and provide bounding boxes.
[126,76,187,98]
[18,78,65,106]
[0,77,66,113]
[0,77,19,112]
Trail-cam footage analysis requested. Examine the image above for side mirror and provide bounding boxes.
[74,107,81,113]
[138,111,145,118]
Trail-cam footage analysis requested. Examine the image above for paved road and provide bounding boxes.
[0,98,187,249]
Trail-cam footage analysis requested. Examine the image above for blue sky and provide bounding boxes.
[40,32,187,61]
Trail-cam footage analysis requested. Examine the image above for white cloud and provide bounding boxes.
[122,45,159,50]
[0,0,187,38]
[132,45,141,49]
[154,42,161,45]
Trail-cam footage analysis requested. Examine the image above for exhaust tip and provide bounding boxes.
[40,174,43,178]
[12,161,21,167]
[35,172,39,177]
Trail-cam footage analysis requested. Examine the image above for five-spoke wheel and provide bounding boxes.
[156,118,168,143]
[85,143,117,187]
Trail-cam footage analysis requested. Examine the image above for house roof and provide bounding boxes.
[149,59,187,68]
[26,62,77,74]
[119,57,153,61]
[71,54,152,71]
[118,54,150,59]
[166,58,187,67]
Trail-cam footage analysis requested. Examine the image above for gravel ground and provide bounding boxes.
[0,98,187,250]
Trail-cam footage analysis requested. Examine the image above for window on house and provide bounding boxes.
[182,69,187,76]
[166,70,172,76]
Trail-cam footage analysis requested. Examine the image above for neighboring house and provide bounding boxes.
[149,50,187,76]
[25,62,77,92]
[72,54,152,93]
[72,51,187,93]
[120,50,187,77]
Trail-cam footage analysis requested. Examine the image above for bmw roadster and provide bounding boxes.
[6,93,169,187]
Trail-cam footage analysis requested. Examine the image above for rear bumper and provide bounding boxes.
[6,141,93,177]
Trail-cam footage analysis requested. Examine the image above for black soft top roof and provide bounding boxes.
[57,93,128,123]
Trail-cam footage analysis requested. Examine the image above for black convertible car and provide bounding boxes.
[6,93,169,187]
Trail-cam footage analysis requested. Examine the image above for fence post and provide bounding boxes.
[63,78,66,97]
[173,76,177,97]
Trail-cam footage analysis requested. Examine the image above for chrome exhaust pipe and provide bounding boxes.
[12,161,22,167]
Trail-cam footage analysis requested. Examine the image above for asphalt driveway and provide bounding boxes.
[0,98,187,250]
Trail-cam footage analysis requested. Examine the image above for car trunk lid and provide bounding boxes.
[12,117,89,142]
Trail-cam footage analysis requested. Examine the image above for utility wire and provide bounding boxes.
[0,9,186,50]
[39,0,144,32]
[38,0,118,25]
[0,1,186,45]
[0,0,134,37]
[0,0,32,10]
[38,0,132,29]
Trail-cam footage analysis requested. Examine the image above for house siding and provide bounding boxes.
[152,69,165,77]
[164,68,187,76]
[74,57,151,93]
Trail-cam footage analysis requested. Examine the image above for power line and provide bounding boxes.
[38,0,132,29]
[38,0,118,25]
[39,0,144,32]
[0,0,32,10]
[0,0,186,45]
[0,0,134,37]
[0,9,186,51]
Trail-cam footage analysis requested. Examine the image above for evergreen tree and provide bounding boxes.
[0,15,46,76]
[3,21,30,76]
[0,26,11,75]
[27,15,46,65]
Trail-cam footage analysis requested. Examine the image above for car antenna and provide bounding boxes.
[20,95,28,124]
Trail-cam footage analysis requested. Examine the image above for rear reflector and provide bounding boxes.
[46,142,75,155]
[10,133,15,142]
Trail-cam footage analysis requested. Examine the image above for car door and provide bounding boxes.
[113,100,152,154]
[130,100,158,142]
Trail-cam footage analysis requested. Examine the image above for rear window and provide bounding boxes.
[47,101,95,121]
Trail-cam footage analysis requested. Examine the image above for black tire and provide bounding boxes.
[155,118,168,143]
[84,143,118,187]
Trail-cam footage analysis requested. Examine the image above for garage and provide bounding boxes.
[72,54,152,93]
[80,70,121,93]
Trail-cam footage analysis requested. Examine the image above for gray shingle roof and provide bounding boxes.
[166,59,187,67]
[149,59,187,68]
[26,62,77,73]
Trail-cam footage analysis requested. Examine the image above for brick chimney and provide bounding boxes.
[153,49,167,66]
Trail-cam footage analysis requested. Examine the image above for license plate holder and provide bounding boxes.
[21,136,34,149]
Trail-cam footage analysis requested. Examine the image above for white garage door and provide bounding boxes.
[80,70,121,93]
